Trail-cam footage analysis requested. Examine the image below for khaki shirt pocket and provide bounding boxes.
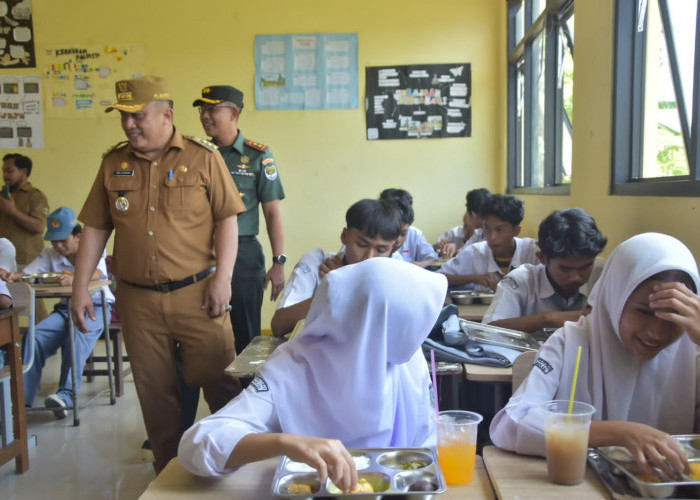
[106,175,141,216]
[164,171,199,209]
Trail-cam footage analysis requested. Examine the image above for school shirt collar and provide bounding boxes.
[535,263,588,305]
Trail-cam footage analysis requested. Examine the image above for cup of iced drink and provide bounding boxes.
[541,400,596,485]
[436,410,483,485]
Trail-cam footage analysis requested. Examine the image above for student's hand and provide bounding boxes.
[57,273,73,286]
[615,421,689,479]
[201,272,232,318]
[436,242,457,259]
[649,282,700,344]
[263,264,285,301]
[6,271,25,282]
[280,434,358,493]
[319,254,344,278]
[71,287,96,334]
[0,268,8,281]
[474,273,500,291]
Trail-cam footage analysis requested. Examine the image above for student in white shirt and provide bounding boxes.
[178,258,447,488]
[490,233,700,479]
[439,194,538,291]
[483,208,607,332]
[434,187,491,259]
[0,237,17,279]
[271,199,401,336]
[7,207,114,418]
[380,188,438,267]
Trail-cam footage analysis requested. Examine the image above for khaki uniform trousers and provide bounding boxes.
[116,276,241,472]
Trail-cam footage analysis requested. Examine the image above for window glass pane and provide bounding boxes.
[516,59,525,187]
[529,33,546,187]
[532,0,546,24]
[667,0,696,126]
[514,0,525,45]
[560,14,574,184]
[641,0,690,178]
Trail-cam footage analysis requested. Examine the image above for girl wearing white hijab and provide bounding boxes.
[490,233,700,478]
[178,258,447,490]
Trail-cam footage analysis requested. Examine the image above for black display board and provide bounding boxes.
[365,63,471,140]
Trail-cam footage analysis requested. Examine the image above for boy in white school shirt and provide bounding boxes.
[433,187,491,259]
[380,188,438,268]
[7,207,114,418]
[483,208,607,333]
[438,194,539,291]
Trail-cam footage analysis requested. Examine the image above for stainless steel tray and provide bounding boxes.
[20,272,65,285]
[271,447,446,499]
[588,438,700,499]
[459,319,540,352]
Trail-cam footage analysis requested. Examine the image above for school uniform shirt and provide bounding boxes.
[0,279,10,300]
[464,228,485,246]
[482,258,605,324]
[0,238,17,272]
[276,248,337,309]
[490,233,700,457]
[392,226,438,263]
[0,182,49,266]
[23,248,115,306]
[179,258,446,477]
[438,237,539,290]
[436,225,468,248]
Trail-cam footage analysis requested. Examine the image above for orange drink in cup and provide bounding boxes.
[437,410,482,485]
[542,400,595,485]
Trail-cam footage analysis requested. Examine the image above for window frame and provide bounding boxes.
[611,0,700,196]
[507,0,574,196]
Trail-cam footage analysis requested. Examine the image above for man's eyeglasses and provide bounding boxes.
[198,104,236,115]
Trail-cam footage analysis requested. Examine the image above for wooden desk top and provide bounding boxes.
[31,279,110,298]
[482,446,610,499]
[225,335,286,378]
[463,363,512,383]
[457,303,489,322]
[138,455,495,499]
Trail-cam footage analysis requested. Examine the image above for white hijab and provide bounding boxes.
[258,258,447,448]
[553,232,700,431]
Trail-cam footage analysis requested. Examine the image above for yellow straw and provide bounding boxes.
[568,345,583,415]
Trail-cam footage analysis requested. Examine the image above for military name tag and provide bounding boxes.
[113,170,135,176]
[115,196,129,211]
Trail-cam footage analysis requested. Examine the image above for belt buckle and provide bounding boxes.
[155,283,171,293]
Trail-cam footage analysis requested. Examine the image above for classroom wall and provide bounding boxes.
[2,0,507,329]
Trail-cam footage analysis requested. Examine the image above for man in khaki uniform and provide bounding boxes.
[71,76,244,473]
[0,153,49,266]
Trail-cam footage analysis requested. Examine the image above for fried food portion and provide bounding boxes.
[287,483,313,494]
[350,478,374,493]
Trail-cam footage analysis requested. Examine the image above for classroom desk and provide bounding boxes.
[482,445,610,499]
[457,303,489,322]
[138,455,495,499]
[463,363,513,415]
[28,280,113,426]
[0,309,29,473]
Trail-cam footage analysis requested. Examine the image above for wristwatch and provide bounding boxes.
[273,254,287,265]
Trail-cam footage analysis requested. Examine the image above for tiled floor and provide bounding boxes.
[0,344,198,500]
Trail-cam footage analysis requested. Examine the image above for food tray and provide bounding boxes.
[588,437,700,499]
[271,448,446,499]
[458,319,540,352]
[20,272,65,285]
[450,290,494,305]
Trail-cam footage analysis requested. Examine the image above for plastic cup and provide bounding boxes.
[436,410,483,485]
[542,400,596,485]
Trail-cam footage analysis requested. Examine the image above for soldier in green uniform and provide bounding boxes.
[193,85,286,354]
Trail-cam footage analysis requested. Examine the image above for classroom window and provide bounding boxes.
[612,0,700,196]
[507,0,573,194]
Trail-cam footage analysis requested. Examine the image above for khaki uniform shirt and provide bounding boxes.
[79,129,245,285]
[0,181,49,266]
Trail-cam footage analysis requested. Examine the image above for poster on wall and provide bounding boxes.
[365,63,471,140]
[0,74,43,148]
[0,0,35,68]
[255,33,358,110]
[42,43,145,117]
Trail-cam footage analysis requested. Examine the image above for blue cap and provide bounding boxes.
[44,207,79,241]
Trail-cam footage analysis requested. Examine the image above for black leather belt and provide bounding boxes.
[122,267,216,293]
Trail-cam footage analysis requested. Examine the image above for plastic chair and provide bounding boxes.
[0,282,34,447]
[511,350,538,393]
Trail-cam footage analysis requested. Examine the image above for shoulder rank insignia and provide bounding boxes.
[186,135,218,152]
[102,141,128,159]
[245,139,268,152]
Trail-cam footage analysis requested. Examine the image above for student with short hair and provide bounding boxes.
[379,188,438,268]
[7,207,114,418]
[483,208,607,332]
[438,194,538,291]
[179,258,447,486]
[434,187,492,259]
[270,199,401,337]
[490,233,700,479]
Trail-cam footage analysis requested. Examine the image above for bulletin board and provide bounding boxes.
[0,0,35,68]
[365,63,471,140]
[0,74,43,148]
[42,43,145,117]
